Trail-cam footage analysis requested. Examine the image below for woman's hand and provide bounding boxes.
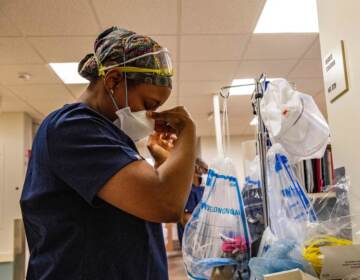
[148,106,195,138]
[147,132,176,168]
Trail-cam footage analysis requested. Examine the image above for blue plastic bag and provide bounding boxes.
[249,239,316,280]
[182,158,252,280]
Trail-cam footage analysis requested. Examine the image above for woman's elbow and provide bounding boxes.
[157,200,185,223]
[162,207,183,223]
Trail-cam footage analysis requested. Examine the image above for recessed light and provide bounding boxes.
[49,63,89,84]
[250,116,258,126]
[229,78,280,96]
[17,72,32,81]
[254,0,319,33]
[229,79,255,96]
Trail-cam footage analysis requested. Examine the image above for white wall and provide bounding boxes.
[317,0,360,242]
[0,113,33,262]
[200,135,256,185]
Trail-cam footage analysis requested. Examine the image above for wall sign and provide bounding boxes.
[323,40,349,103]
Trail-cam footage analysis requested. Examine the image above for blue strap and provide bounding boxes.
[276,154,317,221]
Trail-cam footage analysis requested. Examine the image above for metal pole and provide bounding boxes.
[254,78,270,228]
[213,95,224,157]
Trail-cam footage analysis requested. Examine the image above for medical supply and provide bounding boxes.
[113,106,155,142]
[249,239,316,280]
[303,235,352,275]
[182,158,251,280]
[260,79,330,163]
[98,47,173,77]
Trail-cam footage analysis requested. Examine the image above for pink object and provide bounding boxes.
[221,236,247,253]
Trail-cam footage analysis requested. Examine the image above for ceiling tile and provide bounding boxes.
[1,0,100,36]
[181,0,265,34]
[180,95,214,116]
[288,59,323,79]
[235,60,297,78]
[228,117,249,135]
[0,85,44,119]
[303,37,321,60]
[148,35,178,61]
[92,0,178,35]
[181,34,250,61]
[8,84,74,113]
[243,34,318,60]
[0,64,61,85]
[180,61,239,81]
[0,38,43,64]
[193,116,251,136]
[0,10,22,36]
[179,80,230,97]
[35,101,69,116]
[288,78,324,96]
[226,95,254,117]
[66,84,88,99]
[29,37,95,62]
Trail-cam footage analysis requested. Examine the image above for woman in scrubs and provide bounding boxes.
[20,27,196,280]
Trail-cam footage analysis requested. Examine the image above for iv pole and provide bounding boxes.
[253,75,270,228]
[217,73,270,228]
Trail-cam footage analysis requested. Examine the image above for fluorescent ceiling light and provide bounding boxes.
[250,116,258,126]
[254,0,319,33]
[230,78,280,96]
[49,63,89,84]
[229,79,255,96]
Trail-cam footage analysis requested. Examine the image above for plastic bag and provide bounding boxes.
[242,177,264,246]
[267,145,317,244]
[182,157,252,280]
[303,235,352,275]
[306,177,358,240]
[303,177,360,276]
[249,239,316,280]
[260,79,330,163]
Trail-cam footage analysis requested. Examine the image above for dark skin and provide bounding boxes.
[78,69,197,223]
[180,174,202,227]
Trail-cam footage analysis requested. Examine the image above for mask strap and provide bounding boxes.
[123,51,129,107]
[109,89,120,111]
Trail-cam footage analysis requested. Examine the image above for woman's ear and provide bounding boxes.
[103,70,124,92]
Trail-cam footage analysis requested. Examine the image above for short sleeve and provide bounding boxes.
[47,113,140,205]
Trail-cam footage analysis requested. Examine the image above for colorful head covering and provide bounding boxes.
[78,26,172,88]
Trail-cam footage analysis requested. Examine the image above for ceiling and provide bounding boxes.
[0,0,326,136]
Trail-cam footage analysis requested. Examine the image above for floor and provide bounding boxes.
[168,255,188,280]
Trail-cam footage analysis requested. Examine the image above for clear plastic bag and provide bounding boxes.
[266,145,317,244]
[303,177,360,276]
[182,158,252,279]
[306,177,358,241]
[242,178,264,245]
[260,79,330,163]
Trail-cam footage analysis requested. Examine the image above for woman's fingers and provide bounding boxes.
[148,106,194,137]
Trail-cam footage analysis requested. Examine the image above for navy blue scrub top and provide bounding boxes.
[177,184,204,245]
[20,103,168,280]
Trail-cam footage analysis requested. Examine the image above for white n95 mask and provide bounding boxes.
[113,107,155,142]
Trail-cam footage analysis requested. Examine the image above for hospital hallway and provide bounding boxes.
[168,255,188,280]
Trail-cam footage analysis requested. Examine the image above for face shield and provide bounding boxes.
[99,48,174,77]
